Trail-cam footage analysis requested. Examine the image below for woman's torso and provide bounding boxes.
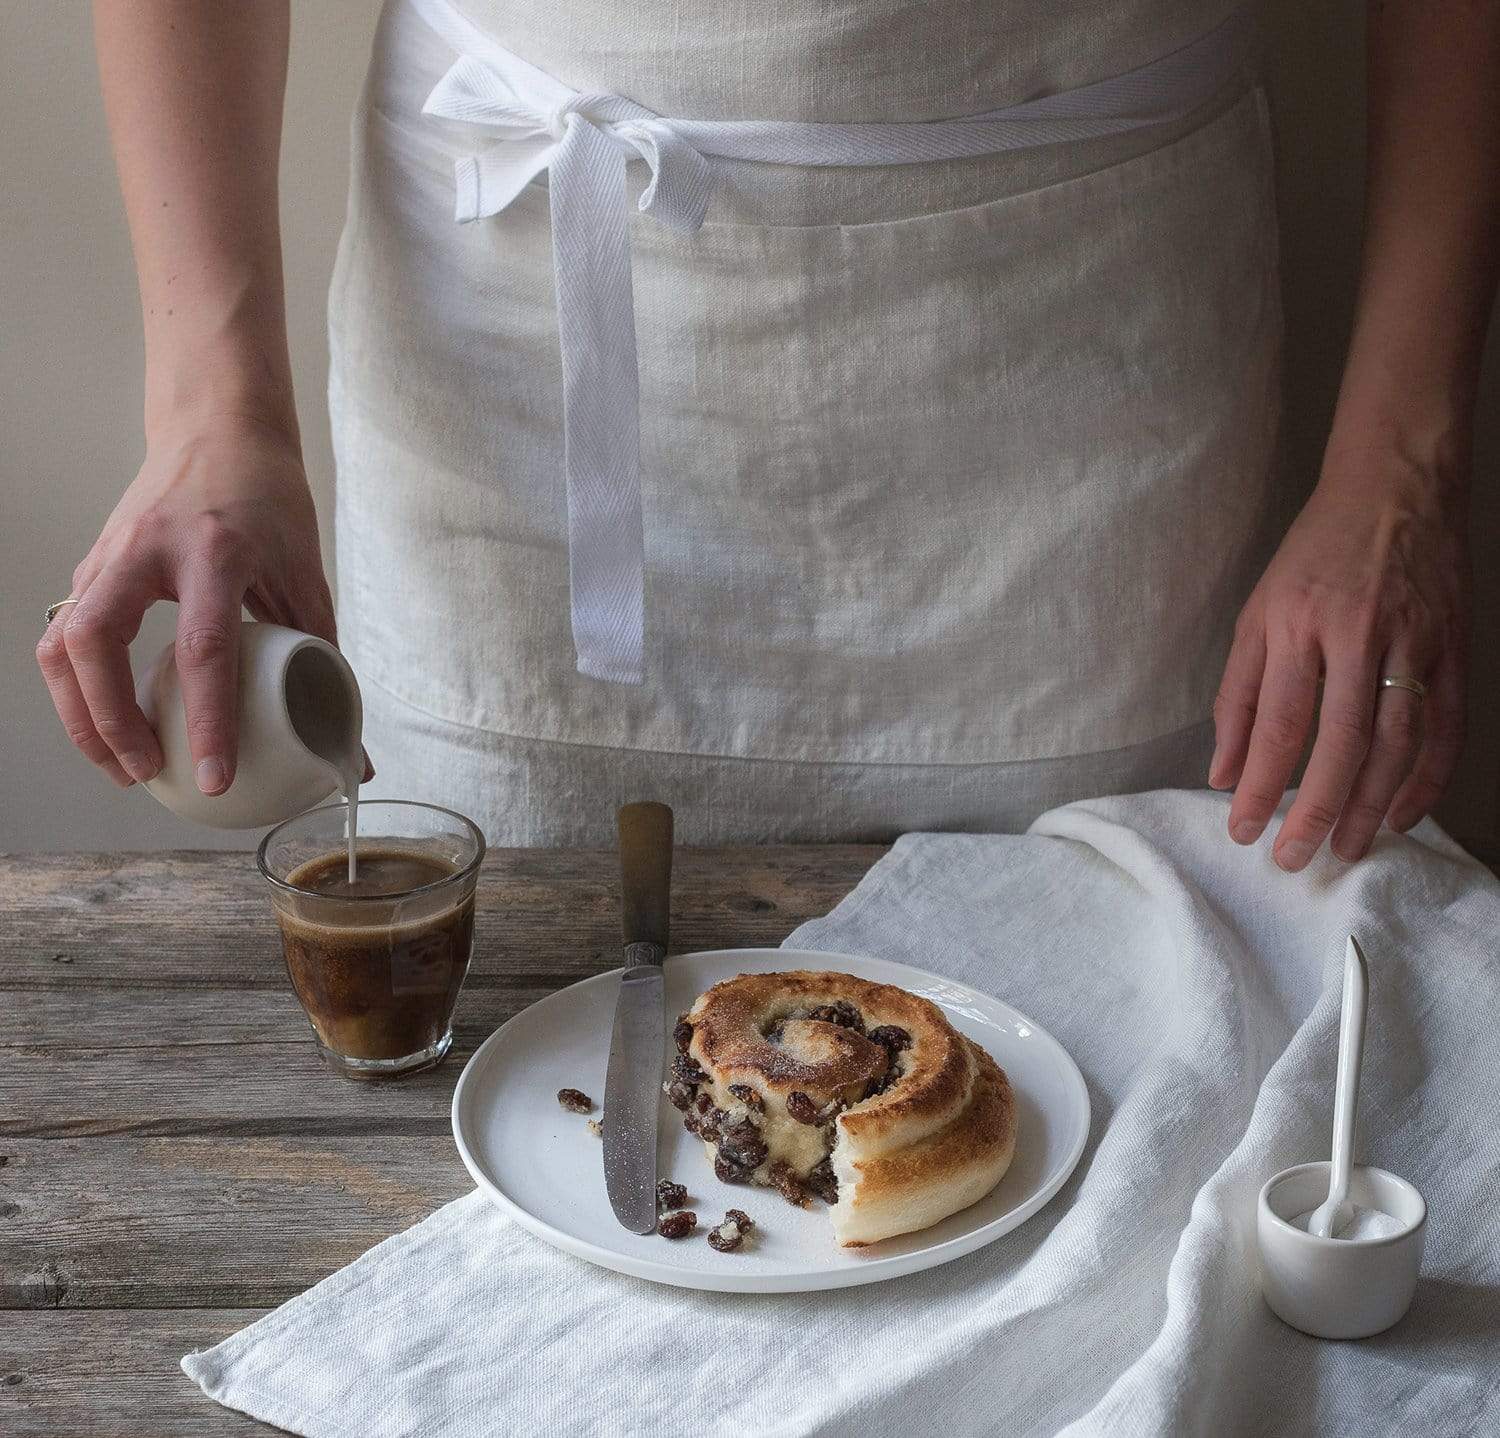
[331,0,1281,769]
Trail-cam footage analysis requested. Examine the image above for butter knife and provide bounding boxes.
[603,801,674,1234]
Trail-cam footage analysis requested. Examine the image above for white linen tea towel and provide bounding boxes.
[183,789,1500,1436]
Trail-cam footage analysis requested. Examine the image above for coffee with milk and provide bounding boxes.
[273,845,476,1068]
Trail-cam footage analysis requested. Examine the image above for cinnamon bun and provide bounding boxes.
[665,970,1016,1246]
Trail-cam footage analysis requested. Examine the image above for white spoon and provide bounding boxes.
[1307,935,1370,1238]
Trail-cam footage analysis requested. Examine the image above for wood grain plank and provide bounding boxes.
[0,1308,275,1437]
[1,982,565,1053]
[0,845,880,1430]
[0,846,882,990]
[0,1136,470,1309]
[0,986,555,1137]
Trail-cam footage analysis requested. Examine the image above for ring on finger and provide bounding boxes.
[1379,675,1427,701]
[44,598,81,628]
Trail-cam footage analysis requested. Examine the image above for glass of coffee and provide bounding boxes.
[257,800,485,1078]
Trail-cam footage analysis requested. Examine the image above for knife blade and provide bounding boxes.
[603,801,674,1234]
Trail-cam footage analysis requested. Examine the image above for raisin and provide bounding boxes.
[728,1083,764,1111]
[665,1080,696,1112]
[672,1053,707,1085]
[718,1116,767,1160]
[714,1153,751,1184]
[683,1112,701,1137]
[673,1017,694,1054]
[862,1073,892,1101]
[805,1159,839,1204]
[707,1219,746,1253]
[786,1091,821,1125]
[657,1210,697,1239]
[698,1107,726,1141]
[656,1180,688,1211]
[867,1025,912,1054]
[718,1129,768,1171]
[808,1001,863,1031]
[556,1088,592,1114]
[765,1021,787,1044]
[695,1093,715,1114]
[725,1209,753,1231]
[768,1160,809,1208]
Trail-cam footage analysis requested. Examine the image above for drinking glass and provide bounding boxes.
[258,800,485,1077]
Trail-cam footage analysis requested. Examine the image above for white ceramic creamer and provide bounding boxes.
[137,621,363,830]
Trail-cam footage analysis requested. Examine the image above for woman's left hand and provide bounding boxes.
[1209,446,1470,870]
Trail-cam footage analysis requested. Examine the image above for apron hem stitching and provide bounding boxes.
[357,663,1213,772]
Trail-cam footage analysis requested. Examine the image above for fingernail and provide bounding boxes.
[1207,751,1225,789]
[120,750,161,784]
[196,758,228,795]
[1275,839,1315,872]
[1230,820,1260,845]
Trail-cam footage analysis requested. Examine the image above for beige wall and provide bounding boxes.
[2,1,375,850]
[1,2,1495,852]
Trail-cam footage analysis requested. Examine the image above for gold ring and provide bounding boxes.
[44,599,80,627]
[1379,676,1427,700]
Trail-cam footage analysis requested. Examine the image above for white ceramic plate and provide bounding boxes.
[451,948,1090,1292]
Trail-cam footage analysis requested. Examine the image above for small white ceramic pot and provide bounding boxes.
[1257,1161,1426,1340]
[137,621,363,830]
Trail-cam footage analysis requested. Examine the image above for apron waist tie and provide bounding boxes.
[411,0,1256,684]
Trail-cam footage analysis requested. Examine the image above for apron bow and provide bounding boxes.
[422,52,719,683]
[424,58,718,235]
[412,0,1256,685]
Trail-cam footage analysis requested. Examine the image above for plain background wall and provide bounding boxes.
[2,1,1496,854]
[3,1,377,851]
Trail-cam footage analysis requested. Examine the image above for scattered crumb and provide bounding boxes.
[557,1088,593,1114]
[586,1118,603,1138]
[707,1209,756,1253]
[656,1180,687,1211]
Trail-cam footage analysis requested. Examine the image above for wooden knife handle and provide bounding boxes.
[618,802,673,953]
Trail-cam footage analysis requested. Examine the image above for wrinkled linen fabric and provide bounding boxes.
[357,667,1217,844]
[331,0,1283,802]
[183,790,1500,1436]
[410,0,1256,684]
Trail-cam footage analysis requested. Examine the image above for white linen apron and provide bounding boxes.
[331,0,1283,844]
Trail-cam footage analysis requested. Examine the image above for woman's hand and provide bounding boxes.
[1217,0,1500,872]
[1209,447,1469,870]
[36,415,338,795]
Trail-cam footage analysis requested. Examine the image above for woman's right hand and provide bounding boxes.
[36,415,338,796]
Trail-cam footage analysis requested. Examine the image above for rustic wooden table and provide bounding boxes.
[0,845,884,1436]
